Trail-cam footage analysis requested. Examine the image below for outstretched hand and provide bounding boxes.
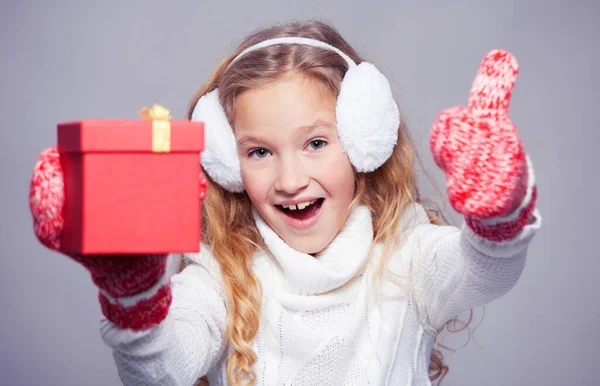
[29,147,208,329]
[430,49,530,220]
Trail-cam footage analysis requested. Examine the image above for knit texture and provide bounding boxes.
[100,203,542,385]
[430,49,534,240]
[99,283,173,330]
[30,147,64,250]
[71,254,168,297]
[466,185,537,242]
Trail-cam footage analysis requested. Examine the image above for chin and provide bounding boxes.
[290,241,322,255]
[285,233,334,255]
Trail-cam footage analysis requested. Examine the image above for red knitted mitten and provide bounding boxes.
[430,50,537,242]
[29,147,207,330]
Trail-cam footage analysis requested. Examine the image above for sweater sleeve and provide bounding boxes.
[408,206,542,329]
[99,250,228,386]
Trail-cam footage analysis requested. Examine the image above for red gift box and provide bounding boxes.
[57,105,204,255]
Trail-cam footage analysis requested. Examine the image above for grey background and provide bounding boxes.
[1,0,597,385]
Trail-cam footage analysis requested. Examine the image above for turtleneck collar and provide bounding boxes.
[253,205,374,296]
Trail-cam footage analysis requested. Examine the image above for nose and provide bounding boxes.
[274,154,310,194]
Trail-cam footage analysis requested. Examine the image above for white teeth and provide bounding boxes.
[281,199,317,210]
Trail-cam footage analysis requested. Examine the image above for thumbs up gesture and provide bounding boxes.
[430,50,537,241]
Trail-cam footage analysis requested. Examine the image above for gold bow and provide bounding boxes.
[139,104,171,153]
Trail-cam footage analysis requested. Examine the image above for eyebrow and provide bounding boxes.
[236,120,334,148]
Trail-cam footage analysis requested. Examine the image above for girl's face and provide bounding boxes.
[233,73,355,254]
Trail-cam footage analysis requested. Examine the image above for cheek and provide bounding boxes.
[316,151,355,198]
[240,163,272,203]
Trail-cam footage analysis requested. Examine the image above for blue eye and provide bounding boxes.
[308,140,326,150]
[249,148,271,158]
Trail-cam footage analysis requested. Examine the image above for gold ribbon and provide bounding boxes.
[139,104,171,153]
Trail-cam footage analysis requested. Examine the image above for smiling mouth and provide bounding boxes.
[276,198,325,220]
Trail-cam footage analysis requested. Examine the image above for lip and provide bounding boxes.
[275,196,323,206]
[278,198,324,230]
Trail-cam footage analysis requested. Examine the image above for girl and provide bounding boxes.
[29,21,540,385]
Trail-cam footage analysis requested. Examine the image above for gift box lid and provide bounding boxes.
[57,105,204,153]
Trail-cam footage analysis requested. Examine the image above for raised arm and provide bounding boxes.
[420,49,542,327]
[29,148,226,385]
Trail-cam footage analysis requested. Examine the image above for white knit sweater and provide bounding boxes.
[100,203,541,385]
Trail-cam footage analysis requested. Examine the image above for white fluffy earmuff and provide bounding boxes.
[191,37,400,193]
